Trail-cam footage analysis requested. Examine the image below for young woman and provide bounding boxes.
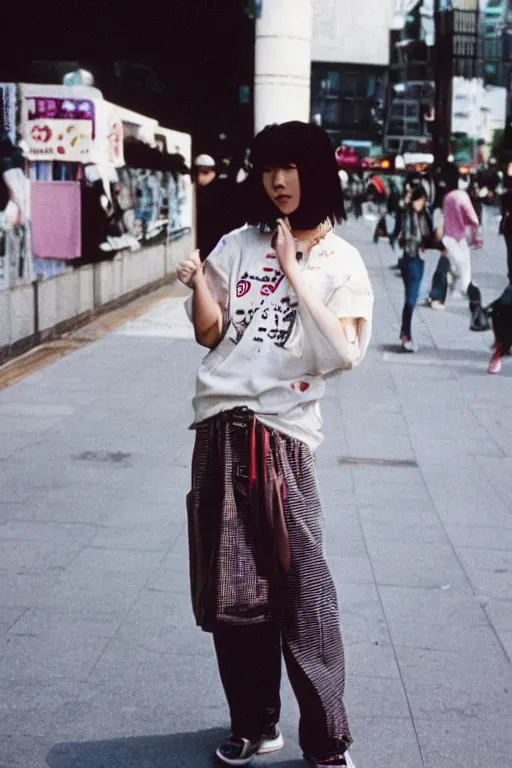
[396,186,439,352]
[178,121,374,768]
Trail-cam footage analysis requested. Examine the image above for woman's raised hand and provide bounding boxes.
[178,250,203,287]
[274,218,299,277]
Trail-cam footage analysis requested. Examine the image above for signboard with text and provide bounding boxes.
[22,97,96,162]
[93,100,125,167]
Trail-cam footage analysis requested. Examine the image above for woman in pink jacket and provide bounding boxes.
[427,165,482,310]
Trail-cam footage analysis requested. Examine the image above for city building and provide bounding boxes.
[384,0,436,155]
[452,76,506,142]
[383,0,506,158]
[310,0,396,152]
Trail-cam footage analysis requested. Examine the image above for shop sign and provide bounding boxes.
[22,97,95,162]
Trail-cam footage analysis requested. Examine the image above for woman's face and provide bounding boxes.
[412,197,426,213]
[262,164,300,216]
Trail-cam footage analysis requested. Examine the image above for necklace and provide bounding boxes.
[294,219,333,260]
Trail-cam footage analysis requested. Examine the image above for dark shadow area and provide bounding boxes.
[377,342,495,364]
[46,730,307,768]
[377,343,438,356]
[46,728,226,768]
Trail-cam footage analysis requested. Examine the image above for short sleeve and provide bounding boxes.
[184,231,240,323]
[325,246,374,362]
[326,247,373,320]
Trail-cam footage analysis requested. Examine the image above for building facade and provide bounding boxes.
[310,0,396,151]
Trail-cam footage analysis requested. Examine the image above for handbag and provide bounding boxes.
[470,304,491,332]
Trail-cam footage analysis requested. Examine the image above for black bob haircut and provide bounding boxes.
[411,185,427,202]
[243,121,346,231]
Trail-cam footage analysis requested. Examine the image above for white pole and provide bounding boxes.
[254,0,313,135]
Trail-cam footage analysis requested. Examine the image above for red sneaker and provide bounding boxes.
[488,344,503,374]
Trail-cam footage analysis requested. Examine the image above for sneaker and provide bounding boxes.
[430,300,445,310]
[400,336,415,353]
[216,727,284,766]
[304,751,356,767]
[488,349,503,375]
[258,727,284,755]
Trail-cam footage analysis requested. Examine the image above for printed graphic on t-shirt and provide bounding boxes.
[230,252,298,349]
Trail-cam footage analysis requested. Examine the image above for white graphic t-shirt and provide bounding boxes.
[185,225,374,451]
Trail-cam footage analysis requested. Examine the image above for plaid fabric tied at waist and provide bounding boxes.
[187,408,297,630]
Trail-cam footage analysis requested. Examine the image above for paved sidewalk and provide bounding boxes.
[0,217,511,768]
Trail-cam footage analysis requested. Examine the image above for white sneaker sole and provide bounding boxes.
[257,729,284,755]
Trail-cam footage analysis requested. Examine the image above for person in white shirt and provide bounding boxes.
[178,121,373,768]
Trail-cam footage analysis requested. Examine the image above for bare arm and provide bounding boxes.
[177,250,224,349]
[191,270,224,349]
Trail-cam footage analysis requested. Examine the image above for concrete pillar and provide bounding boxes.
[254,0,313,135]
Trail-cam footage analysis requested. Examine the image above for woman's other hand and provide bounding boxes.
[178,250,203,287]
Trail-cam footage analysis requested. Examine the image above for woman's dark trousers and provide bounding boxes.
[504,232,512,284]
[400,257,425,339]
[429,254,451,303]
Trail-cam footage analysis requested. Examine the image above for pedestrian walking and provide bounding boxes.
[350,172,365,219]
[425,164,482,310]
[396,186,439,352]
[389,172,424,271]
[443,189,482,298]
[373,174,402,251]
[487,285,512,374]
[192,153,243,262]
[178,120,374,768]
